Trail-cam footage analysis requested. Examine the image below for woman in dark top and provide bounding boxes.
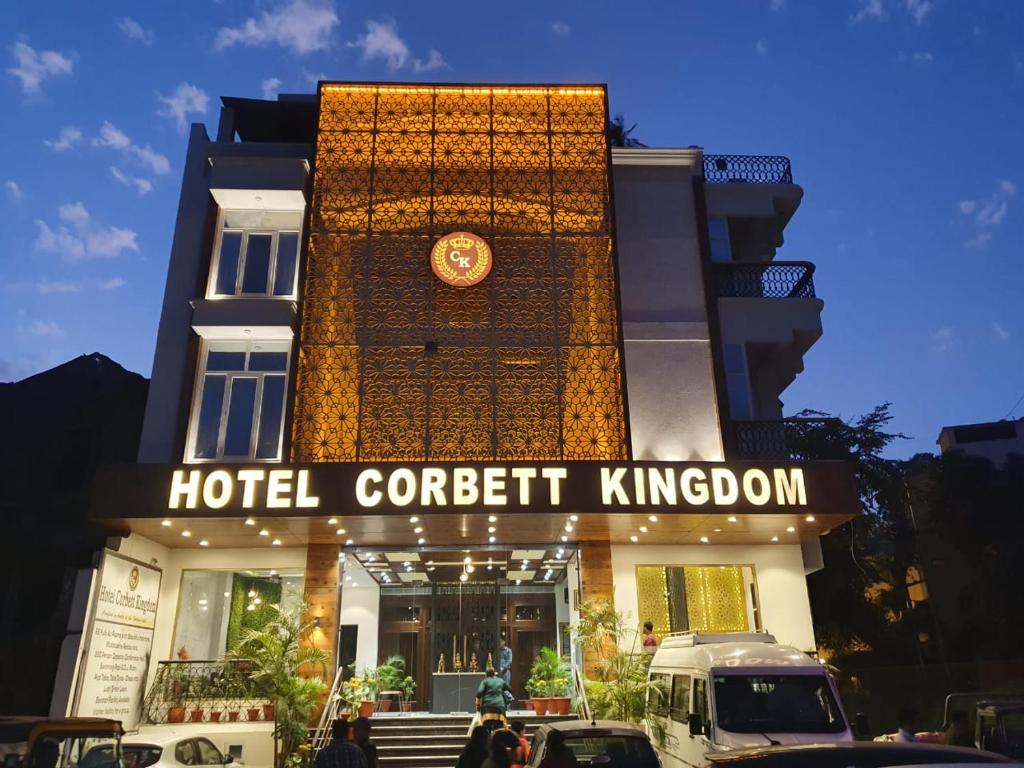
[476,667,512,723]
[456,726,490,768]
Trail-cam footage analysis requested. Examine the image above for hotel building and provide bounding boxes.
[60,83,858,725]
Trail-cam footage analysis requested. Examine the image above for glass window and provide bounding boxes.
[636,565,760,634]
[671,674,691,723]
[274,232,300,296]
[649,673,671,718]
[241,234,272,293]
[210,213,303,298]
[175,741,197,766]
[188,342,291,461]
[712,674,847,734]
[558,735,658,768]
[171,569,305,660]
[215,232,242,295]
[194,740,223,766]
[694,677,710,723]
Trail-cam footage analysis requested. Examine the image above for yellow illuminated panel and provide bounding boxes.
[292,83,627,462]
[636,565,751,634]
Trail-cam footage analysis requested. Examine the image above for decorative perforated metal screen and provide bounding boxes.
[292,84,628,462]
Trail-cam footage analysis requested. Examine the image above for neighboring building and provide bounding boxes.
[937,418,1024,467]
[54,83,859,725]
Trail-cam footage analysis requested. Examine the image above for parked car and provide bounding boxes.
[84,732,234,768]
[525,720,661,768]
[647,631,853,768]
[0,717,123,768]
[702,741,1016,767]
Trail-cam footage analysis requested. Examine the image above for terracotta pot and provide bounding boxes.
[378,699,392,713]
[399,702,414,713]
[210,711,222,722]
[263,703,276,720]
[551,697,571,716]
[190,709,204,722]
[247,707,261,721]
[227,711,240,722]
[168,707,185,724]
[358,700,375,718]
[530,698,549,716]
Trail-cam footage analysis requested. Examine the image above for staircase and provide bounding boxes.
[372,713,575,768]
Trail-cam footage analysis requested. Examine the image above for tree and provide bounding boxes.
[607,114,646,147]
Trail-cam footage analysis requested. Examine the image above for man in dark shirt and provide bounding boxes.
[314,719,367,768]
[353,717,379,768]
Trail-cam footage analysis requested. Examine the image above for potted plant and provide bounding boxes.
[549,675,572,715]
[164,664,187,724]
[398,676,417,712]
[528,647,572,715]
[525,677,549,716]
[374,656,406,712]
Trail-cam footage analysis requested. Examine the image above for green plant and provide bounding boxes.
[164,664,188,708]
[526,647,571,698]
[231,603,328,768]
[339,676,373,712]
[374,655,406,692]
[398,675,417,700]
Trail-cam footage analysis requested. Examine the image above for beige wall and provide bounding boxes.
[609,543,817,652]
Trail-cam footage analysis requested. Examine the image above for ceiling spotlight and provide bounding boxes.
[629,535,638,543]
[199,539,209,547]
[488,515,497,523]
[516,579,522,585]
[414,526,423,533]
[561,535,568,542]
[346,539,354,545]
[244,518,255,526]
[727,516,737,523]
[418,537,426,545]
[426,560,434,566]
[714,528,722,533]
[487,526,496,533]
[522,560,529,567]
[161,519,172,527]
[223,591,230,597]
[639,526,648,533]
[272,538,282,546]
[409,516,419,523]
[487,565,493,570]
[327,517,338,525]
[805,515,816,522]
[459,572,469,582]
[771,536,780,542]
[464,556,472,564]
[259,528,269,536]
[489,536,496,543]
[700,536,709,544]
[403,561,411,567]
[466,565,475,573]
[336,528,346,535]
[181,530,191,538]
[427,567,435,572]
[648,515,658,523]
[564,523,573,532]
[368,554,376,562]
[786,526,796,533]
[569,514,578,522]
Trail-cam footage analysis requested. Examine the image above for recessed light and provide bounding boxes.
[426,560,434,566]
[427,567,435,572]
[639,526,648,533]
[414,526,423,533]
[466,565,475,573]
[629,535,638,543]
[805,515,816,522]
[259,529,269,536]
[345,539,354,545]
[181,530,191,537]
[327,517,338,525]
[418,537,426,545]
[464,556,472,564]
[459,572,468,582]
[713,528,722,533]
[244,518,255,526]
[161,519,172,527]
[569,514,578,522]
[488,515,497,523]
[700,536,709,544]
[564,523,573,532]
[560,535,568,542]
[487,526,496,533]
[223,591,230,597]
[336,528,346,535]
[648,515,658,523]
[403,561,411,566]
[771,536,779,542]
[489,536,496,543]
[199,540,209,547]
[727,516,737,523]
[409,516,419,523]
[272,538,282,546]
[786,526,796,533]
[516,579,522,585]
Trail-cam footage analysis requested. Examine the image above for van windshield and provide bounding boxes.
[712,674,847,734]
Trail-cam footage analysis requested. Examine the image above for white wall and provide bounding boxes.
[339,558,380,674]
[609,543,816,652]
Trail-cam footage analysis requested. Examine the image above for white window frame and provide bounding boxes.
[185,340,292,463]
[206,210,303,299]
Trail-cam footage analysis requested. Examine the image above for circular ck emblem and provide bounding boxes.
[128,565,140,591]
[431,231,493,288]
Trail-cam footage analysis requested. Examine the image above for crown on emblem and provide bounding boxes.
[449,234,475,250]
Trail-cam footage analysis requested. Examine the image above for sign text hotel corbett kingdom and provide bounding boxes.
[123,461,861,518]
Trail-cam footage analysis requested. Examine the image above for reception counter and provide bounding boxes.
[432,671,485,713]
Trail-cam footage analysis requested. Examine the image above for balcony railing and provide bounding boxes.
[141,659,272,725]
[733,418,848,461]
[704,154,793,184]
[715,261,816,299]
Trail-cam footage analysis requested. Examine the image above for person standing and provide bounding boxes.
[456,726,489,768]
[509,720,530,768]
[499,638,513,688]
[477,667,512,730]
[315,719,368,768]
[642,621,658,654]
[353,717,378,768]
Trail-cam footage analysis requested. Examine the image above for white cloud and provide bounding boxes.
[93,121,170,175]
[904,0,932,24]
[912,51,933,63]
[216,0,338,55]
[157,82,210,133]
[7,40,74,95]
[44,126,83,151]
[929,326,956,353]
[5,180,21,200]
[755,39,768,55]
[303,69,327,86]
[34,202,139,263]
[110,166,153,196]
[413,49,449,73]
[349,20,409,70]
[118,17,154,45]
[852,0,885,22]
[24,319,65,339]
[97,277,127,290]
[959,179,1015,248]
[550,21,571,37]
[992,322,1010,342]
[35,278,81,294]
[261,77,281,100]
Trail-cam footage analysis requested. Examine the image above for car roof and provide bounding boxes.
[650,641,824,673]
[705,741,1012,765]
[0,718,124,744]
[533,720,648,738]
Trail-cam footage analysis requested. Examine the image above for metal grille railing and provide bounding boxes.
[141,659,273,724]
[715,262,816,299]
[703,154,793,184]
[733,418,847,461]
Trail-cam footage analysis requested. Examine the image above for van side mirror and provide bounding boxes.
[854,712,870,740]
[688,712,704,736]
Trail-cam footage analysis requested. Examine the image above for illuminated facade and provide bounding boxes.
[54,83,858,725]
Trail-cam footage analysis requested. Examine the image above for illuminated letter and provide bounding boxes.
[648,468,677,505]
[742,469,771,506]
[202,470,233,509]
[483,467,507,506]
[267,469,294,508]
[510,467,537,505]
[387,468,417,507]
[453,468,479,505]
[356,469,384,507]
[237,469,266,508]
[601,467,629,505]
[680,468,710,505]
[773,468,807,505]
[295,470,320,508]
[541,467,567,505]
[711,468,739,505]
[169,470,200,509]
[421,468,447,506]
[633,468,647,505]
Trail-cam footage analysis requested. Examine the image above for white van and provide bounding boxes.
[647,631,853,767]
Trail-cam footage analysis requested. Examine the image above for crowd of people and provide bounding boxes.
[456,720,575,768]
[313,717,378,768]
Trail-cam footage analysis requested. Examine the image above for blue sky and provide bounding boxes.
[2,0,1022,456]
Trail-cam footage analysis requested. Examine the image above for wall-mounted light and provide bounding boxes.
[313,616,322,628]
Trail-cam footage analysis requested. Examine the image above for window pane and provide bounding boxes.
[207,351,246,371]
[215,232,242,295]
[671,675,691,723]
[241,234,272,294]
[223,378,257,456]
[194,376,226,459]
[249,351,288,372]
[256,375,286,459]
[273,232,299,296]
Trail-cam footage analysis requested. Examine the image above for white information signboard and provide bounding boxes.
[74,550,161,728]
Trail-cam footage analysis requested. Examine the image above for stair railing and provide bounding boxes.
[310,665,346,756]
[573,664,592,723]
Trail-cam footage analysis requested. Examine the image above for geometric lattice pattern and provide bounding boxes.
[292,84,628,462]
[636,565,750,634]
